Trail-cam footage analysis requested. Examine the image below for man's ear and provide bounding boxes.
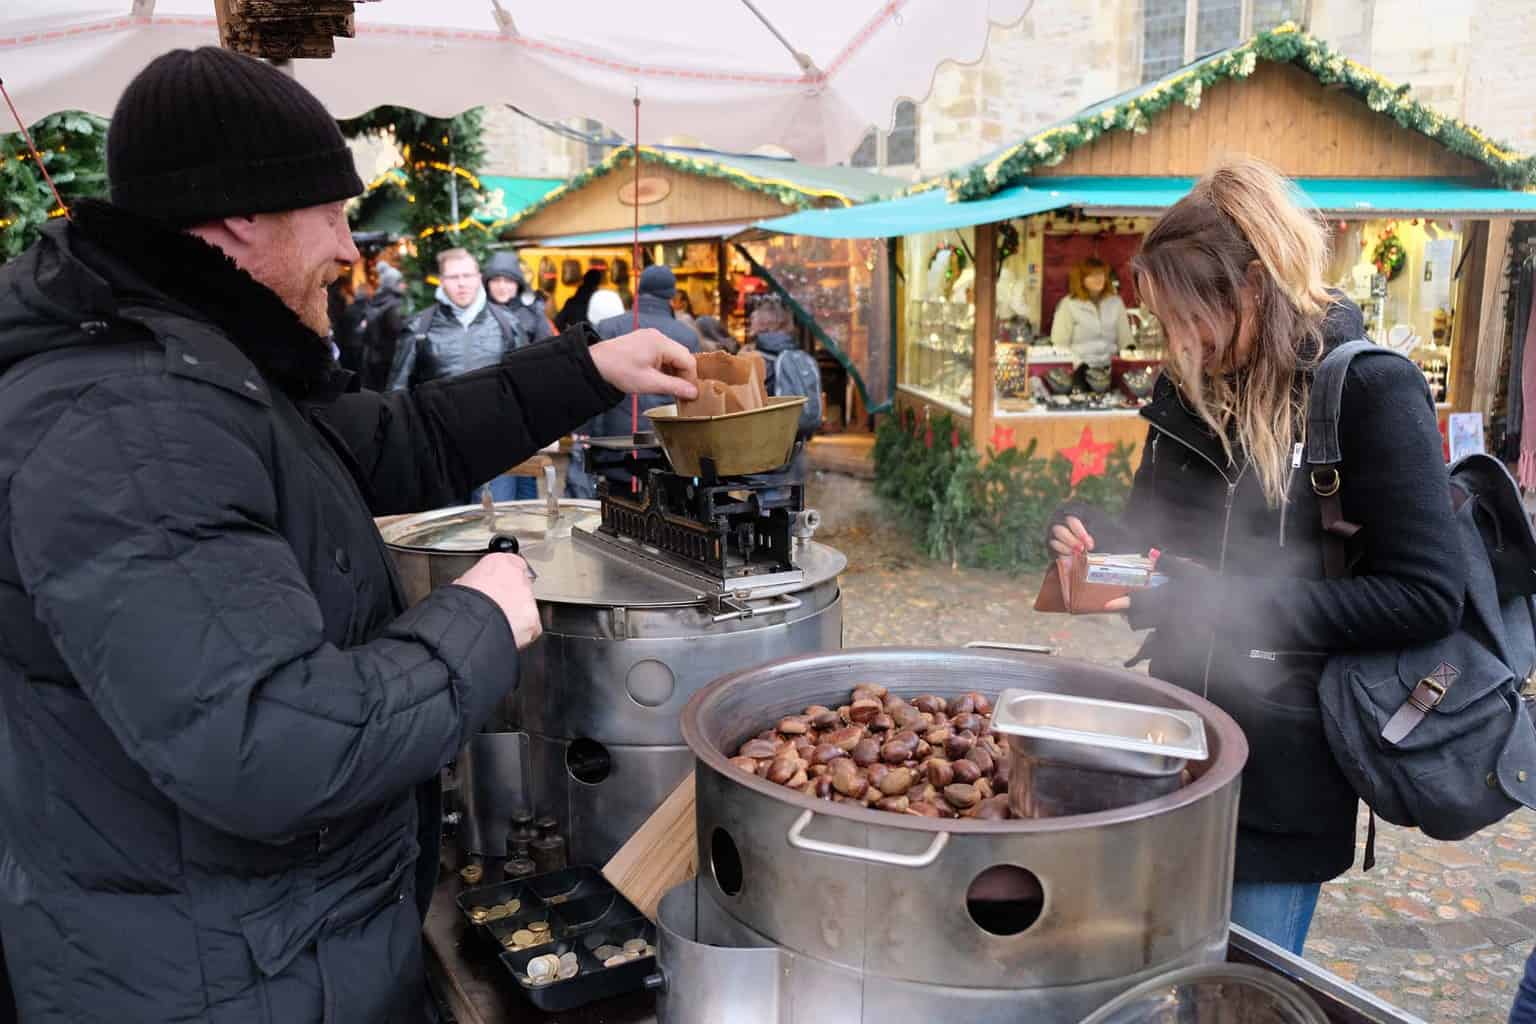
[221,213,265,247]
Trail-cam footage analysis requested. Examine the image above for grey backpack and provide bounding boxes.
[764,348,822,438]
[1310,340,1536,849]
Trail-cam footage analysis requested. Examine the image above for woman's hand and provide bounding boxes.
[1048,515,1094,559]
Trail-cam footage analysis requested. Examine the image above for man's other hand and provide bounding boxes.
[590,329,699,402]
[454,554,542,650]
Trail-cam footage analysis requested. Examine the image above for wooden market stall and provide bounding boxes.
[504,147,901,430]
[756,26,1536,468]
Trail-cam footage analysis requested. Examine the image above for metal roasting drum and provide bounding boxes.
[661,646,1250,1023]
[381,474,846,867]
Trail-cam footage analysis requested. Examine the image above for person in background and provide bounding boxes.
[1051,256,1132,387]
[585,287,626,328]
[554,267,604,332]
[328,269,367,371]
[1511,951,1536,1023]
[1047,158,1463,955]
[750,297,822,482]
[0,46,697,1024]
[387,247,534,504]
[671,288,697,328]
[481,251,552,501]
[358,261,406,392]
[567,267,702,498]
[484,250,554,345]
[696,314,737,354]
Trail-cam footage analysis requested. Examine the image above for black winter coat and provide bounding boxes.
[1063,301,1464,883]
[0,201,623,1023]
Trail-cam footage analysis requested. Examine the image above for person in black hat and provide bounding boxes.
[0,46,696,1024]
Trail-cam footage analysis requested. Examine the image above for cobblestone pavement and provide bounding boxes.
[808,471,1534,1024]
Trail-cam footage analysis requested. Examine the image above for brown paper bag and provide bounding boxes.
[680,351,767,416]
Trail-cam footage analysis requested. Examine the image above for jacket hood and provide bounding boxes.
[754,330,795,355]
[0,200,337,398]
[482,250,528,287]
[635,293,675,320]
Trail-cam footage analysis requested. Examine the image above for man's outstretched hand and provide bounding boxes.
[590,329,699,402]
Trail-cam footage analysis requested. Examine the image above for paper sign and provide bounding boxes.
[1447,412,1485,463]
[1422,238,1456,311]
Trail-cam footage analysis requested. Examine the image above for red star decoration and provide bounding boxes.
[1060,426,1114,487]
[990,424,1017,452]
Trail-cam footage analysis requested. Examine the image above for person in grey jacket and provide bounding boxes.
[1050,256,1133,376]
[389,248,534,502]
[387,248,527,391]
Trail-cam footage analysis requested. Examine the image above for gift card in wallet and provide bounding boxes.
[1034,551,1168,614]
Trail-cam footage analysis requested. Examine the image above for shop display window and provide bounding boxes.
[899,227,977,411]
[1327,218,1461,403]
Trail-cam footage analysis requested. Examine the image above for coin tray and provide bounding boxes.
[461,866,656,1012]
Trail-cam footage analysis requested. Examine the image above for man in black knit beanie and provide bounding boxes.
[0,47,695,1023]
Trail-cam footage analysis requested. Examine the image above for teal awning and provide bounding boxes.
[518,222,750,248]
[751,182,1076,239]
[752,177,1536,240]
[1051,176,1536,216]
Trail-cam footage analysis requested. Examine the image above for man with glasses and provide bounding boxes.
[388,247,537,501]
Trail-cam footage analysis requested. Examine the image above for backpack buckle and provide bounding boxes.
[1310,467,1341,497]
[1408,676,1448,713]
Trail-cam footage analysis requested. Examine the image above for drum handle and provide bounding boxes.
[786,809,949,868]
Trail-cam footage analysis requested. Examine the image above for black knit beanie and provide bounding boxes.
[108,47,363,225]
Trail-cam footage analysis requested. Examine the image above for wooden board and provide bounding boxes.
[1036,63,1489,181]
[601,773,697,922]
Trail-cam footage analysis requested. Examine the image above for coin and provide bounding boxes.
[603,954,628,968]
[559,952,579,970]
[485,906,509,922]
[527,954,560,980]
[622,938,647,954]
[593,944,621,960]
[512,929,536,947]
[459,864,484,885]
[644,944,657,956]
[530,975,553,987]
[468,908,489,924]
[502,898,521,915]
[529,920,550,934]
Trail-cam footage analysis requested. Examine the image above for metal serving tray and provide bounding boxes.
[991,690,1210,817]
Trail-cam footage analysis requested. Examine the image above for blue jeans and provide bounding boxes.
[1230,881,1322,956]
[471,474,536,504]
[1511,945,1536,1024]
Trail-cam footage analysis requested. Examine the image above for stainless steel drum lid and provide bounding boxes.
[378,500,601,551]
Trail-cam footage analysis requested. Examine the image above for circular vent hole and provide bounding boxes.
[966,864,1044,936]
[710,827,744,897]
[565,738,612,785]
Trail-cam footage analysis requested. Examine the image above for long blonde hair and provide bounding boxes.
[1132,158,1334,506]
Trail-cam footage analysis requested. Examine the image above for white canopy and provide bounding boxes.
[1,0,1027,163]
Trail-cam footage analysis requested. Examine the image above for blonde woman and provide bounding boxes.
[1049,159,1463,953]
[1050,256,1133,374]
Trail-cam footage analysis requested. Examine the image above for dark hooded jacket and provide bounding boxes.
[482,250,551,345]
[1058,299,1464,883]
[0,201,622,1023]
[564,271,701,498]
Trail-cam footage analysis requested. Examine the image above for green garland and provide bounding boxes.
[872,411,1134,573]
[340,107,487,311]
[947,23,1536,201]
[0,112,109,263]
[501,146,857,234]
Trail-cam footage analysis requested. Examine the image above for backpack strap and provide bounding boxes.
[1305,340,1406,578]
